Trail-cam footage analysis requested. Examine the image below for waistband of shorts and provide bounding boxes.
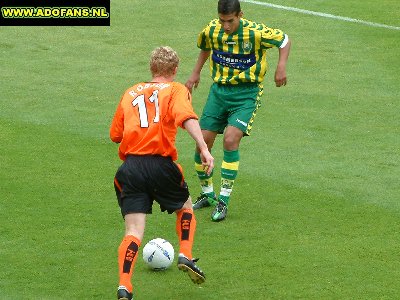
[126,154,172,161]
[213,82,262,91]
[214,81,260,87]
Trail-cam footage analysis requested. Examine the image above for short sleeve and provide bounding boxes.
[260,25,286,49]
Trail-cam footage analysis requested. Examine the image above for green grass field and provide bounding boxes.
[1,0,399,299]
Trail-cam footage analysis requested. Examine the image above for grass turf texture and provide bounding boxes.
[1,0,399,298]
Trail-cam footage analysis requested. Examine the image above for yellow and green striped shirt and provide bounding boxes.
[197,18,287,84]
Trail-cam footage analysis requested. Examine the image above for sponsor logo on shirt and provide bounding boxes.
[212,50,256,70]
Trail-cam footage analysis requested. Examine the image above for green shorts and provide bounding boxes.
[199,82,264,135]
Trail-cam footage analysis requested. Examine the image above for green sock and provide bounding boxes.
[194,152,215,198]
[220,149,239,205]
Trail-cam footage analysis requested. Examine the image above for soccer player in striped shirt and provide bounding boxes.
[186,0,291,221]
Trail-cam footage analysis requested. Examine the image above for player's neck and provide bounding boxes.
[151,67,177,82]
[151,75,174,83]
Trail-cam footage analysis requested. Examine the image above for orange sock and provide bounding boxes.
[118,235,141,293]
[176,209,196,259]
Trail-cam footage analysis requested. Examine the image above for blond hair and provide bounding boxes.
[150,46,180,77]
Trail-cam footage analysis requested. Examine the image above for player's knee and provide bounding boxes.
[223,135,240,150]
[180,196,193,210]
[223,127,243,149]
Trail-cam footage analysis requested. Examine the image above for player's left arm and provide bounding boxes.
[275,34,291,87]
[183,118,214,176]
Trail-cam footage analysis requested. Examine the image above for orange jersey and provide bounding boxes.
[110,82,198,161]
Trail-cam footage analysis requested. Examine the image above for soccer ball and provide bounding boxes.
[142,238,174,271]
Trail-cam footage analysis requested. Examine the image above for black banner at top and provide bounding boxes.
[0,0,110,26]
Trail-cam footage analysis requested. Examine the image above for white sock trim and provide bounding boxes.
[202,185,214,194]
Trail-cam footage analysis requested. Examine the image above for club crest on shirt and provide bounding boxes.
[242,41,252,52]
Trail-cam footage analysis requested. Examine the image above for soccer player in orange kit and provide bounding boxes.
[110,46,214,300]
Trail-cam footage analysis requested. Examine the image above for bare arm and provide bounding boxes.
[185,50,211,93]
[183,118,214,175]
[275,37,291,87]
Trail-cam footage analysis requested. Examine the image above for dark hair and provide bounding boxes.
[218,0,241,15]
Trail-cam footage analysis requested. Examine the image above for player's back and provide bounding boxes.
[111,81,197,161]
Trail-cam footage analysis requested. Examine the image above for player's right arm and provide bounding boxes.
[185,50,210,93]
[110,100,124,143]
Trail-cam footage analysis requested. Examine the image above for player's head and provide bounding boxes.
[217,0,243,34]
[218,0,241,15]
[150,46,179,78]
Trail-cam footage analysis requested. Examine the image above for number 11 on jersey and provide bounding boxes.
[131,90,160,128]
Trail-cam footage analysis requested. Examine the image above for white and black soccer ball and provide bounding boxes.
[142,238,174,271]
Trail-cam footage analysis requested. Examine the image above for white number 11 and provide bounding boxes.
[131,90,160,128]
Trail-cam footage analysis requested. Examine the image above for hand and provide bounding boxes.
[185,73,201,93]
[274,66,287,87]
[199,149,214,176]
